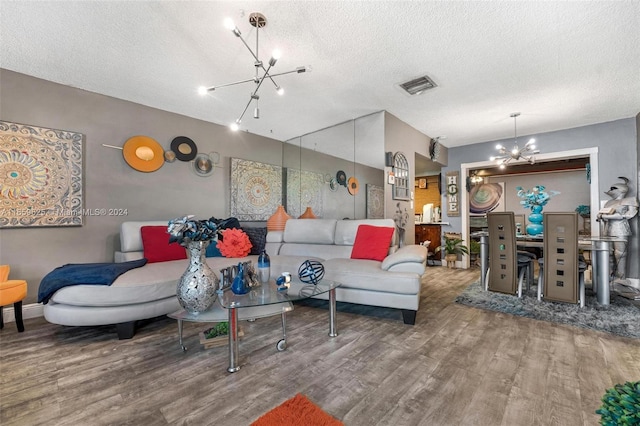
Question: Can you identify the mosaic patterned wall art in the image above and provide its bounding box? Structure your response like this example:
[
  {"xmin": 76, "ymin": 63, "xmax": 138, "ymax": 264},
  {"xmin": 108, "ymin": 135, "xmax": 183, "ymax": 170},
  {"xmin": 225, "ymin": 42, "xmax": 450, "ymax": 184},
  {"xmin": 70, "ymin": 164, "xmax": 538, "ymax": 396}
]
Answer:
[
  {"xmin": 0, "ymin": 121, "xmax": 84, "ymax": 228},
  {"xmin": 230, "ymin": 158, "xmax": 283, "ymax": 220},
  {"xmin": 286, "ymin": 168, "xmax": 324, "ymax": 218},
  {"xmin": 366, "ymin": 184, "xmax": 384, "ymax": 219}
]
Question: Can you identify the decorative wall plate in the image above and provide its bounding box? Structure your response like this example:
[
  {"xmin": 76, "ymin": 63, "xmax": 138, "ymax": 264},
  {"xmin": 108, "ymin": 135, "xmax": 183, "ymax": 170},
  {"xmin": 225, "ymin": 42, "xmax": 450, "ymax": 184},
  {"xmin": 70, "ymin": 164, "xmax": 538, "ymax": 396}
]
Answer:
[
  {"xmin": 193, "ymin": 153, "xmax": 214, "ymax": 177},
  {"xmin": 336, "ymin": 170, "xmax": 347, "ymax": 187},
  {"xmin": 123, "ymin": 135, "xmax": 164, "ymax": 172},
  {"xmin": 170, "ymin": 136, "xmax": 197, "ymax": 161},
  {"xmin": 347, "ymin": 176, "xmax": 360, "ymax": 195},
  {"xmin": 329, "ymin": 177, "xmax": 338, "ymax": 191}
]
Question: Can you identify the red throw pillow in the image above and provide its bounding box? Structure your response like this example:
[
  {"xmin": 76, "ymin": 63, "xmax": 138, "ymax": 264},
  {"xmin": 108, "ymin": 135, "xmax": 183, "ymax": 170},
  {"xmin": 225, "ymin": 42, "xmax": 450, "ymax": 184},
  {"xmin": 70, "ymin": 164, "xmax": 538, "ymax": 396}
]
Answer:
[
  {"xmin": 140, "ymin": 226, "xmax": 187, "ymax": 263},
  {"xmin": 351, "ymin": 225, "xmax": 395, "ymax": 262}
]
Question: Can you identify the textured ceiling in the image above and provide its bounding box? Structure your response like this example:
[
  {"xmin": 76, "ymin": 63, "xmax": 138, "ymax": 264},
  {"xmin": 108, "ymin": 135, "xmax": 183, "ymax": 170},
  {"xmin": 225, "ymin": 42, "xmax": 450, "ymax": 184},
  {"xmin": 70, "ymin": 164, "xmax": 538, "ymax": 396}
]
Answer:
[{"xmin": 1, "ymin": 1, "xmax": 639, "ymax": 148}]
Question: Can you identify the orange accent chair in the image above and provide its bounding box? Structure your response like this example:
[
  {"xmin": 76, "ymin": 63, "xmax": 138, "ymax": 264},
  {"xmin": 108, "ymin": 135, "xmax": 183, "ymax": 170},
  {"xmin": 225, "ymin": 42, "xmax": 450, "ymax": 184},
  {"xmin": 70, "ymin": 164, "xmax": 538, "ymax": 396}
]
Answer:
[{"xmin": 0, "ymin": 265, "xmax": 28, "ymax": 332}]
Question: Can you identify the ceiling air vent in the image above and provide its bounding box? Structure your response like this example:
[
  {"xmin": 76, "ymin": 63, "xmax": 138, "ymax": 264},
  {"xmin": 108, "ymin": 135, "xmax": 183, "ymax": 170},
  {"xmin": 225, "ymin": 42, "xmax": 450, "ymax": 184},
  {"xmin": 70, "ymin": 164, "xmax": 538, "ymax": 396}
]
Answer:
[{"xmin": 399, "ymin": 75, "xmax": 437, "ymax": 96}]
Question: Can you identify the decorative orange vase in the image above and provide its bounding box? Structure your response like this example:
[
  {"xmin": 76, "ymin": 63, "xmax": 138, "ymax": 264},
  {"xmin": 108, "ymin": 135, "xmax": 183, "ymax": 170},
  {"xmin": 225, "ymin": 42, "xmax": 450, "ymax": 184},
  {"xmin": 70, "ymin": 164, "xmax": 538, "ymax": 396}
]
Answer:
[
  {"xmin": 298, "ymin": 207, "xmax": 317, "ymax": 219},
  {"xmin": 267, "ymin": 205, "xmax": 292, "ymax": 231}
]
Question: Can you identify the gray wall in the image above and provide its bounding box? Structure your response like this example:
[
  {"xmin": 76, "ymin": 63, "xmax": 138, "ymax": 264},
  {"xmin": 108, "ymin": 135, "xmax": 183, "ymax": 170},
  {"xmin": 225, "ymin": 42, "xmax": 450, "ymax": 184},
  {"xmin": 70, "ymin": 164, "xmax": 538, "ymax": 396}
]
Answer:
[
  {"xmin": 444, "ymin": 117, "xmax": 639, "ymax": 278},
  {"xmin": 384, "ymin": 112, "xmax": 445, "ymax": 245},
  {"xmin": 0, "ymin": 70, "xmax": 389, "ymax": 303},
  {"xmin": 0, "ymin": 70, "xmax": 283, "ymax": 303}
]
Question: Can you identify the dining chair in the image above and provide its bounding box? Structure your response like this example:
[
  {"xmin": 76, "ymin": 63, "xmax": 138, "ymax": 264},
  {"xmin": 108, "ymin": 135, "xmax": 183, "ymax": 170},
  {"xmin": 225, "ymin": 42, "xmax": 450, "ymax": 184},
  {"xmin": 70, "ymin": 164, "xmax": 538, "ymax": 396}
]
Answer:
[
  {"xmin": 0, "ymin": 265, "xmax": 28, "ymax": 332},
  {"xmin": 486, "ymin": 212, "xmax": 532, "ymax": 297},
  {"xmin": 513, "ymin": 212, "xmax": 538, "ymax": 287},
  {"xmin": 514, "ymin": 213, "xmax": 526, "ymax": 235},
  {"xmin": 537, "ymin": 212, "xmax": 586, "ymax": 307}
]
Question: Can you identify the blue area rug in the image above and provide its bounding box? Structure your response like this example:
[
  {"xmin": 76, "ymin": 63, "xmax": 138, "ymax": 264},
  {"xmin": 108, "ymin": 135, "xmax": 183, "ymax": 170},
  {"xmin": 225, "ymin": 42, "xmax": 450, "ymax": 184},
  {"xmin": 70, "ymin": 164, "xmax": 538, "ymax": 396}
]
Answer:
[{"xmin": 455, "ymin": 281, "xmax": 640, "ymax": 339}]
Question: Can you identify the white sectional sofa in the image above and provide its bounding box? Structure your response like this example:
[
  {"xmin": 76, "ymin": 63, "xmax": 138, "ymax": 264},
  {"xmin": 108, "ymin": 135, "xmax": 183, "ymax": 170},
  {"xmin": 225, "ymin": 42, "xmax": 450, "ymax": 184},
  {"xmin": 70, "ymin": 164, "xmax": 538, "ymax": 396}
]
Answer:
[
  {"xmin": 43, "ymin": 218, "xmax": 427, "ymax": 338},
  {"xmin": 266, "ymin": 219, "xmax": 427, "ymax": 325}
]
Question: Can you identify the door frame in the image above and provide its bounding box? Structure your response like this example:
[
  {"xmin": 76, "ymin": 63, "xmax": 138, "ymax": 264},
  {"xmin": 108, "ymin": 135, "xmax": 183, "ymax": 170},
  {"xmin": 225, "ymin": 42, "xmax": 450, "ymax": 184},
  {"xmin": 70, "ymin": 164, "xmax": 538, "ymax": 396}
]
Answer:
[{"xmin": 460, "ymin": 147, "xmax": 599, "ymax": 269}]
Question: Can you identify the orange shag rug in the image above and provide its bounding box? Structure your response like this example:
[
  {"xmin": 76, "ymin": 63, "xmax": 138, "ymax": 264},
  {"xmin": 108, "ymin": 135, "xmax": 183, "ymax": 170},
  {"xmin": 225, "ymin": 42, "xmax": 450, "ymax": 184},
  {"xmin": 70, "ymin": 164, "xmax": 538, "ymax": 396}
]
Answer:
[{"xmin": 251, "ymin": 394, "xmax": 343, "ymax": 426}]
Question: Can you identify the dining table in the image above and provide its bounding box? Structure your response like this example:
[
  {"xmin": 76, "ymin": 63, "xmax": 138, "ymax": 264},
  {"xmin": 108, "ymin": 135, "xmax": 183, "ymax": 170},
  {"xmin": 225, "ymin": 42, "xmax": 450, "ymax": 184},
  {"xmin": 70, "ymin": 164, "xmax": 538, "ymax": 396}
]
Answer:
[{"xmin": 471, "ymin": 231, "xmax": 626, "ymax": 305}]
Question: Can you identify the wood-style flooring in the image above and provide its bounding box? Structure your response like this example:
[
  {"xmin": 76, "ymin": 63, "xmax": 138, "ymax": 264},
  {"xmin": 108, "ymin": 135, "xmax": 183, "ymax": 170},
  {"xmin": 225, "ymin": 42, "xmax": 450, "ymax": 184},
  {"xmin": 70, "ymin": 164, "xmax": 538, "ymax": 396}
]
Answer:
[{"xmin": 1, "ymin": 267, "xmax": 638, "ymax": 425}]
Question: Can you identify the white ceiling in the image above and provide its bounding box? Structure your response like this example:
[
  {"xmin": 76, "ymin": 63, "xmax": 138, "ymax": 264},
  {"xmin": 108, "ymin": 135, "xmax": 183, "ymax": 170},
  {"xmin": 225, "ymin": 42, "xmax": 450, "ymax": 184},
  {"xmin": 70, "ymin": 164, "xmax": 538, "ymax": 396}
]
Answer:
[{"xmin": 1, "ymin": 1, "xmax": 639, "ymax": 148}]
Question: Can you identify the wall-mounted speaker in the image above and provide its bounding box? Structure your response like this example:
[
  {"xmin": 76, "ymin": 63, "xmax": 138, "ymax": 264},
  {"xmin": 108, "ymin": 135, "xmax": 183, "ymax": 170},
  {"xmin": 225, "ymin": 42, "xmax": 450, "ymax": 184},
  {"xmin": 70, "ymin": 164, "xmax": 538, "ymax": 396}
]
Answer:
[{"xmin": 385, "ymin": 152, "xmax": 393, "ymax": 167}]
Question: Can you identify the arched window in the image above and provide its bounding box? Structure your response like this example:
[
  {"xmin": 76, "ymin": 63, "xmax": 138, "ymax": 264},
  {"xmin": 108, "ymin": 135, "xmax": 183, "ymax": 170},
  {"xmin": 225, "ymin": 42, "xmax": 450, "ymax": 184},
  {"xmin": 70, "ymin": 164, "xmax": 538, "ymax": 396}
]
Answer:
[{"xmin": 393, "ymin": 152, "xmax": 410, "ymax": 200}]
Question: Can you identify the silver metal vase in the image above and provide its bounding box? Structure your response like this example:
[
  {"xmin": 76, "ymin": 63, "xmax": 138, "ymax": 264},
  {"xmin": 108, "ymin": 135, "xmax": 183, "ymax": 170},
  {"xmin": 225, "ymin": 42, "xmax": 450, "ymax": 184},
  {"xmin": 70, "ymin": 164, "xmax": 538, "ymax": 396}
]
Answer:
[{"xmin": 176, "ymin": 240, "xmax": 219, "ymax": 313}]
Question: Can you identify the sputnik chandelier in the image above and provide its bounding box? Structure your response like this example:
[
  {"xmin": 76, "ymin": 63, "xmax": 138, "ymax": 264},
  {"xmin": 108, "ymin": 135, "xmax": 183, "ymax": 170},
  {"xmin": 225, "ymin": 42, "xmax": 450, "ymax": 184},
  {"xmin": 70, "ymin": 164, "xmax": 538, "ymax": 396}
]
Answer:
[
  {"xmin": 490, "ymin": 112, "xmax": 539, "ymax": 169},
  {"xmin": 198, "ymin": 12, "xmax": 308, "ymax": 131}
]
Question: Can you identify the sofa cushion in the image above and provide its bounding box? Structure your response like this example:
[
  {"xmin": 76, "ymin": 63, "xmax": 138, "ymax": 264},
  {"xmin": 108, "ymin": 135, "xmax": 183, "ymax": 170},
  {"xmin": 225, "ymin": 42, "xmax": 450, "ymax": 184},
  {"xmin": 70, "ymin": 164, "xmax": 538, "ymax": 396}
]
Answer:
[
  {"xmin": 205, "ymin": 243, "xmax": 223, "ymax": 257},
  {"xmin": 243, "ymin": 227, "xmax": 267, "ymax": 255},
  {"xmin": 50, "ymin": 255, "xmax": 259, "ymax": 307},
  {"xmin": 351, "ymin": 225, "xmax": 395, "ymax": 261},
  {"xmin": 120, "ymin": 220, "xmax": 168, "ymax": 252},
  {"xmin": 323, "ymin": 258, "xmax": 421, "ymax": 295},
  {"xmin": 381, "ymin": 245, "xmax": 428, "ymax": 272},
  {"xmin": 278, "ymin": 243, "xmax": 351, "ymax": 260},
  {"xmin": 140, "ymin": 226, "xmax": 187, "ymax": 263},
  {"xmin": 51, "ymin": 258, "xmax": 190, "ymax": 306},
  {"xmin": 334, "ymin": 219, "xmax": 396, "ymax": 246},
  {"xmin": 283, "ymin": 219, "xmax": 336, "ymax": 244}
]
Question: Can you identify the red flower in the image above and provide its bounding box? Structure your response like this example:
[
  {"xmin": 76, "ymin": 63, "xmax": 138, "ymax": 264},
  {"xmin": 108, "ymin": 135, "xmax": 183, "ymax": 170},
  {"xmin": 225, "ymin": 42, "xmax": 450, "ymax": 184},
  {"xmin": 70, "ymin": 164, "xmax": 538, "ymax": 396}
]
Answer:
[{"xmin": 217, "ymin": 228, "xmax": 252, "ymax": 258}]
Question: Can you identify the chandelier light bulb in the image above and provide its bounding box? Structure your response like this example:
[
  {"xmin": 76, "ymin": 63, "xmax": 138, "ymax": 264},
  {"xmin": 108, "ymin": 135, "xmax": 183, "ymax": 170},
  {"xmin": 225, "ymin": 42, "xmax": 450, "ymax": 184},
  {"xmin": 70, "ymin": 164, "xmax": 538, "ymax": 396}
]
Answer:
[
  {"xmin": 197, "ymin": 86, "xmax": 208, "ymax": 96},
  {"xmin": 499, "ymin": 163, "xmax": 506, "ymax": 170},
  {"xmin": 271, "ymin": 49, "xmax": 282, "ymax": 60},
  {"xmin": 496, "ymin": 144, "xmax": 503, "ymax": 150},
  {"xmin": 230, "ymin": 121, "xmax": 240, "ymax": 131},
  {"xmin": 511, "ymin": 147, "xmax": 519, "ymax": 155},
  {"xmin": 276, "ymin": 86, "xmax": 284, "ymax": 95},
  {"xmin": 489, "ymin": 156, "xmax": 496, "ymax": 161},
  {"xmin": 224, "ymin": 18, "xmax": 236, "ymax": 31}
]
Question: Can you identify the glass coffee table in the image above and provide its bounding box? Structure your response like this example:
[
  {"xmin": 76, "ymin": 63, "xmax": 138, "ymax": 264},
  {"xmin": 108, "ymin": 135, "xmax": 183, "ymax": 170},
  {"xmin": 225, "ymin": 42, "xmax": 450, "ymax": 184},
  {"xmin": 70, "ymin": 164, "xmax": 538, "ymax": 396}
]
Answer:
[{"xmin": 168, "ymin": 279, "xmax": 340, "ymax": 373}]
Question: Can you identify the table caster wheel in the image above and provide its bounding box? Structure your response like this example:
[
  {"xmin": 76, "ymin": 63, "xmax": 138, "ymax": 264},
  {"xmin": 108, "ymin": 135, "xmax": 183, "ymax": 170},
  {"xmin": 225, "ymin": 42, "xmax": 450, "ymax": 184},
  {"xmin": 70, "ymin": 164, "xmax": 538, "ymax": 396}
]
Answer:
[
  {"xmin": 276, "ymin": 339, "xmax": 287, "ymax": 351},
  {"xmin": 181, "ymin": 345, "xmax": 187, "ymax": 352}
]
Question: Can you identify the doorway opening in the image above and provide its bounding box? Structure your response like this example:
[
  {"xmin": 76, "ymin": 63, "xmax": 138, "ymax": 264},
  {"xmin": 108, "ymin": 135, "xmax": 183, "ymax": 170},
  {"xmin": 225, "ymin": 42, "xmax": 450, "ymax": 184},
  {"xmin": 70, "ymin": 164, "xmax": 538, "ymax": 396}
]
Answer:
[{"xmin": 460, "ymin": 147, "xmax": 599, "ymax": 269}]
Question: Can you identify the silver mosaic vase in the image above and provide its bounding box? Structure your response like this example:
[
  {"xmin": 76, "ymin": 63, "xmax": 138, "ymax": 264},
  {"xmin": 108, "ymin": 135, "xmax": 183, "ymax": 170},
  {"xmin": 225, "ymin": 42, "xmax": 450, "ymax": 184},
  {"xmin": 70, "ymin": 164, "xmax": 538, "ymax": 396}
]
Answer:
[
  {"xmin": 176, "ymin": 240, "xmax": 219, "ymax": 313},
  {"xmin": 397, "ymin": 228, "xmax": 406, "ymax": 248}
]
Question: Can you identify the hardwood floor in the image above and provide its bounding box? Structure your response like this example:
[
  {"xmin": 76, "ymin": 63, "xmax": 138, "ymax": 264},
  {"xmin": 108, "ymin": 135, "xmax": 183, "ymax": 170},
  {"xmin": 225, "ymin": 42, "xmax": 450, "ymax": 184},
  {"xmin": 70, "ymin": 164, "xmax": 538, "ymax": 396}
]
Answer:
[{"xmin": 1, "ymin": 267, "xmax": 638, "ymax": 425}]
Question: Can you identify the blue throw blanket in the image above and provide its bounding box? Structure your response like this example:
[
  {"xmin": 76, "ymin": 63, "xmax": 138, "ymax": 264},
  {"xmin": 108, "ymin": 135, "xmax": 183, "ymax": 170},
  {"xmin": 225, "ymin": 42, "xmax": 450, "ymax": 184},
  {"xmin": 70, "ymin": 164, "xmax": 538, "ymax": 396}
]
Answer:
[{"xmin": 38, "ymin": 258, "xmax": 148, "ymax": 304}]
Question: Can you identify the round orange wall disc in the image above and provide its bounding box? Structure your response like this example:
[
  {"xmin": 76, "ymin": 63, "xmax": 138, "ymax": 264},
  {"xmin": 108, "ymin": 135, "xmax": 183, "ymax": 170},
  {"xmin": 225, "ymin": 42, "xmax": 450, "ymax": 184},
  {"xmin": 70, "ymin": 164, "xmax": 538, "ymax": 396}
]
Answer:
[
  {"xmin": 347, "ymin": 176, "xmax": 360, "ymax": 195},
  {"xmin": 122, "ymin": 135, "xmax": 164, "ymax": 172}
]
